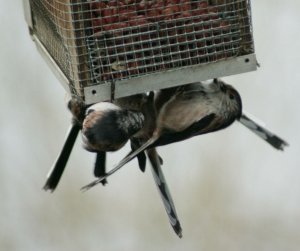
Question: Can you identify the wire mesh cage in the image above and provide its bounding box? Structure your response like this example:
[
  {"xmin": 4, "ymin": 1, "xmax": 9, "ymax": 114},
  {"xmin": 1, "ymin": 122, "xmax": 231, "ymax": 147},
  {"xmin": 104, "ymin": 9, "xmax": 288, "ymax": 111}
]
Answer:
[{"xmin": 24, "ymin": 0, "xmax": 257, "ymax": 104}]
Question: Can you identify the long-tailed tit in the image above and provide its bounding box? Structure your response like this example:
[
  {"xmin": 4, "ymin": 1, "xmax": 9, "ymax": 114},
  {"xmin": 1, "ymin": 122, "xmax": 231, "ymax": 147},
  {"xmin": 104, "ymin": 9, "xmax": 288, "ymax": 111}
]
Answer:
[
  {"xmin": 84, "ymin": 94, "xmax": 155, "ymax": 183},
  {"xmin": 79, "ymin": 93, "xmax": 182, "ymax": 237},
  {"xmin": 115, "ymin": 92, "xmax": 182, "ymax": 237},
  {"xmin": 44, "ymin": 94, "xmax": 148, "ymax": 191},
  {"xmin": 113, "ymin": 93, "xmax": 156, "ymax": 172},
  {"xmin": 89, "ymin": 94, "xmax": 152, "ymax": 184},
  {"xmin": 81, "ymin": 100, "xmax": 145, "ymax": 181},
  {"xmin": 82, "ymin": 79, "xmax": 242, "ymax": 188}
]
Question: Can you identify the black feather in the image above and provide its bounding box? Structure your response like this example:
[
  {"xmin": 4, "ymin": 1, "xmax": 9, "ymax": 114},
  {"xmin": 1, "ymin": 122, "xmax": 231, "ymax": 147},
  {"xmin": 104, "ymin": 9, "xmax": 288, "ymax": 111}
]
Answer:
[
  {"xmin": 147, "ymin": 148, "xmax": 182, "ymax": 238},
  {"xmin": 130, "ymin": 138, "xmax": 147, "ymax": 172},
  {"xmin": 94, "ymin": 152, "xmax": 108, "ymax": 185},
  {"xmin": 154, "ymin": 113, "xmax": 216, "ymax": 147},
  {"xmin": 44, "ymin": 123, "xmax": 80, "ymax": 191}
]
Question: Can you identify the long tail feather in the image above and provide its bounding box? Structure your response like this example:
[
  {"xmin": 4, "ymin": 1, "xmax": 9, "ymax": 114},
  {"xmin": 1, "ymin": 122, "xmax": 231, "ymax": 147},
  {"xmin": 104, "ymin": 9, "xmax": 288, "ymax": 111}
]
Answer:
[
  {"xmin": 81, "ymin": 135, "xmax": 159, "ymax": 191},
  {"xmin": 44, "ymin": 123, "xmax": 80, "ymax": 191},
  {"xmin": 130, "ymin": 139, "xmax": 147, "ymax": 172},
  {"xmin": 94, "ymin": 152, "xmax": 108, "ymax": 185},
  {"xmin": 239, "ymin": 113, "xmax": 289, "ymax": 150},
  {"xmin": 147, "ymin": 148, "xmax": 183, "ymax": 238}
]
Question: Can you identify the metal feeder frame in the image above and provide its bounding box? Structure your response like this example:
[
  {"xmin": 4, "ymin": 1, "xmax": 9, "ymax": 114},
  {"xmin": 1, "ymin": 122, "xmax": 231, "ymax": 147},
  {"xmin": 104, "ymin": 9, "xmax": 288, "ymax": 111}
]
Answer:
[{"xmin": 23, "ymin": 0, "xmax": 257, "ymax": 104}]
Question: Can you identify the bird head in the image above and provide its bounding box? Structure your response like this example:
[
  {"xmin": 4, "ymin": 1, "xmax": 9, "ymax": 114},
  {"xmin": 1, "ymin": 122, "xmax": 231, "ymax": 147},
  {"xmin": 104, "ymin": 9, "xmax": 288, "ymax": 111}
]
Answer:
[{"xmin": 214, "ymin": 78, "xmax": 243, "ymax": 120}]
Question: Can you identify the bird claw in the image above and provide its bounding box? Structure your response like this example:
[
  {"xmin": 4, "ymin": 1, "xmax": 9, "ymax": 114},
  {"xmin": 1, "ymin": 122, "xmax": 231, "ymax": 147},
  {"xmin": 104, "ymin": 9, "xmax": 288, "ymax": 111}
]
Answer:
[{"xmin": 100, "ymin": 179, "xmax": 108, "ymax": 186}]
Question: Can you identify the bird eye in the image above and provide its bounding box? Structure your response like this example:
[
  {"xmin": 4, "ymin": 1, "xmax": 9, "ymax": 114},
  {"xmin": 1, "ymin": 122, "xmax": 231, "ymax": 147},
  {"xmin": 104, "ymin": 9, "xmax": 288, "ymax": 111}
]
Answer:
[{"xmin": 229, "ymin": 93, "xmax": 235, "ymax": 100}]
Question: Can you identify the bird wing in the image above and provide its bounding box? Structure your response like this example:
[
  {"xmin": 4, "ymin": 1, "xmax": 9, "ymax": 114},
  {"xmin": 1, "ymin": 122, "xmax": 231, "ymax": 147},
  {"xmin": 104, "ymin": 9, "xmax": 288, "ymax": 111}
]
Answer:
[
  {"xmin": 155, "ymin": 113, "xmax": 216, "ymax": 147},
  {"xmin": 81, "ymin": 135, "xmax": 159, "ymax": 191},
  {"xmin": 44, "ymin": 122, "xmax": 80, "ymax": 192}
]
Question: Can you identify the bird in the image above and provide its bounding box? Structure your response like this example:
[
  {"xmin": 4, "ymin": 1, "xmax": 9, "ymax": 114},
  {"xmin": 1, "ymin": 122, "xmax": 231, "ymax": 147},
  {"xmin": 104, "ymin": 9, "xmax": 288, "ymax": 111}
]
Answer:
[
  {"xmin": 154, "ymin": 83, "xmax": 288, "ymax": 151},
  {"xmin": 115, "ymin": 92, "xmax": 183, "ymax": 237},
  {"xmin": 112, "ymin": 93, "xmax": 156, "ymax": 173},
  {"xmin": 81, "ymin": 78, "xmax": 243, "ymax": 188},
  {"xmin": 79, "ymin": 92, "xmax": 183, "ymax": 237},
  {"xmin": 44, "ymin": 94, "xmax": 149, "ymax": 191},
  {"xmin": 43, "ymin": 96, "xmax": 86, "ymax": 192},
  {"xmin": 83, "ymin": 94, "xmax": 161, "ymax": 180},
  {"xmin": 44, "ymin": 96, "xmax": 122, "ymax": 190},
  {"xmin": 88, "ymin": 94, "xmax": 155, "ymax": 184}
]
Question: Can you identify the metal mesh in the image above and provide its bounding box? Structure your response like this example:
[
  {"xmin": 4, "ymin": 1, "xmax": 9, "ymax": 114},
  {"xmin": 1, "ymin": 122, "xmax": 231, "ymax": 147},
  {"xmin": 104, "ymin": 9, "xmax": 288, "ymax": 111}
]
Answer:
[{"xmin": 29, "ymin": 0, "xmax": 254, "ymax": 100}]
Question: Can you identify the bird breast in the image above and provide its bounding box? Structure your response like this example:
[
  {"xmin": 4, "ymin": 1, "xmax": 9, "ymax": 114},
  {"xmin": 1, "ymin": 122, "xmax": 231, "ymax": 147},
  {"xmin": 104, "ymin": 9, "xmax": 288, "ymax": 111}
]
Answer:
[{"xmin": 157, "ymin": 95, "xmax": 213, "ymax": 132}]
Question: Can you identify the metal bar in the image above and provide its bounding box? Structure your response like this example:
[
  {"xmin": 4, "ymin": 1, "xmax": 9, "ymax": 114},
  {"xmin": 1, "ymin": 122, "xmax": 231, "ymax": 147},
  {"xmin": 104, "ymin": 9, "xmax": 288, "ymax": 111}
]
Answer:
[
  {"xmin": 84, "ymin": 54, "xmax": 257, "ymax": 104},
  {"xmin": 23, "ymin": 0, "xmax": 33, "ymax": 29},
  {"xmin": 25, "ymin": 0, "xmax": 256, "ymax": 105},
  {"xmin": 32, "ymin": 34, "xmax": 71, "ymax": 93}
]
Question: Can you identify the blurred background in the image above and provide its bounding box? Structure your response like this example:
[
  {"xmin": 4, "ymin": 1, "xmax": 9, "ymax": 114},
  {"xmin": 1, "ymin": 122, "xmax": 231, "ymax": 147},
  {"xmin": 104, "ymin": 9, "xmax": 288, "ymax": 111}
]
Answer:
[{"xmin": 1, "ymin": 1, "xmax": 300, "ymax": 250}]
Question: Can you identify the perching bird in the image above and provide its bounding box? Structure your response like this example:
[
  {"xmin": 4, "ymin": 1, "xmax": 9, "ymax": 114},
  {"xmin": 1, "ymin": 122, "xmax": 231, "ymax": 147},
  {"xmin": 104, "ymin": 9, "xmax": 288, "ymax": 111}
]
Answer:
[
  {"xmin": 113, "ymin": 93, "xmax": 156, "ymax": 172},
  {"xmin": 88, "ymin": 94, "xmax": 154, "ymax": 182},
  {"xmin": 88, "ymin": 93, "xmax": 156, "ymax": 183},
  {"xmin": 82, "ymin": 78, "xmax": 243, "ymax": 188},
  {"xmin": 44, "ymin": 96, "xmax": 113, "ymax": 190},
  {"xmin": 44, "ymin": 94, "xmax": 149, "ymax": 191},
  {"xmin": 43, "ymin": 96, "xmax": 86, "ymax": 192},
  {"xmin": 80, "ymin": 93, "xmax": 183, "ymax": 237},
  {"xmin": 115, "ymin": 92, "xmax": 182, "ymax": 237}
]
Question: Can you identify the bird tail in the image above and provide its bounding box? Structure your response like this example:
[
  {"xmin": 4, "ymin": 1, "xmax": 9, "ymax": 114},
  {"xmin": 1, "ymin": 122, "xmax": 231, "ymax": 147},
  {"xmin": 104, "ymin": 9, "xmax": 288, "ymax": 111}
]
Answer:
[
  {"xmin": 43, "ymin": 123, "xmax": 80, "ymax": 192},
  {"xmin": 94, "ymin": 152, "xmax": 108, "ymax": 186},
  {"xmin": 147, "ymin": 148, "xmax": 183, "ymax": 238},
  {"xmin": 239, "ymin": 112, "xmax": 289, "ymax": 150},
  {"xmin": 130, "ymin": 138, "xmax": 147, "ymax": 172},
  {"xmin": 81, "ymin": 135, "xmax": 159, "ymax": 191}
]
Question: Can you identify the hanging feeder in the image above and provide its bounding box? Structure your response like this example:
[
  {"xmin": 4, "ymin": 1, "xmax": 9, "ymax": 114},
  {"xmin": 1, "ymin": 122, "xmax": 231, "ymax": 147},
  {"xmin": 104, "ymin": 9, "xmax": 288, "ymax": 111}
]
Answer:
[{"xmin": 23, "ymin": 0, "xmax": 257, "ymax": 104}]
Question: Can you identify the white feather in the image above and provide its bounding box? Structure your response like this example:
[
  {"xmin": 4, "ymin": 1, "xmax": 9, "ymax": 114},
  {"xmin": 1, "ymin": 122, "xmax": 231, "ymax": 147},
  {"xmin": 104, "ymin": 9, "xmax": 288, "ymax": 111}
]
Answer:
[
  {"xmin": 243, "ymin": 110, "xmax": 266, "ymax": 127},
  {"xmin": 86, "ymin": 102, "xmax": 120, "ymax": 114}
]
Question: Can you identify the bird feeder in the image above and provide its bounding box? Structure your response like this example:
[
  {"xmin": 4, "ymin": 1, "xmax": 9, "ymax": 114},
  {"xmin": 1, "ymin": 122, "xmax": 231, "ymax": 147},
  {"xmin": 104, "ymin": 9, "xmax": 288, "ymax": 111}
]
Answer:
[{"xmin": 23, "ymin": 0, "xmax": 257, "ymax": 104}]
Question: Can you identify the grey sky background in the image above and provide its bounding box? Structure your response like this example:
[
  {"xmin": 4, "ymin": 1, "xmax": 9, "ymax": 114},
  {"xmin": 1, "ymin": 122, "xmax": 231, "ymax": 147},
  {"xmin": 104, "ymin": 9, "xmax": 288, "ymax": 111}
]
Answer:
[{"xmin": 1, "ymin": 1, "xmax": 300, "ymax": 250}]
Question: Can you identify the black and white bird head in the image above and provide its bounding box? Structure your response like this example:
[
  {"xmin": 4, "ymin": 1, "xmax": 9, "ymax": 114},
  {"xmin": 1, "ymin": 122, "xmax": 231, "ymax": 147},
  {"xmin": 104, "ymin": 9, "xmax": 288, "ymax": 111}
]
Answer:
[
  {"xmin": 212, "ymin": 78, "xmax": 242, "ymax": 124},
  {"xmin": 82, "ymin": 102, "xmax": 145, "ymax": 152}
]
